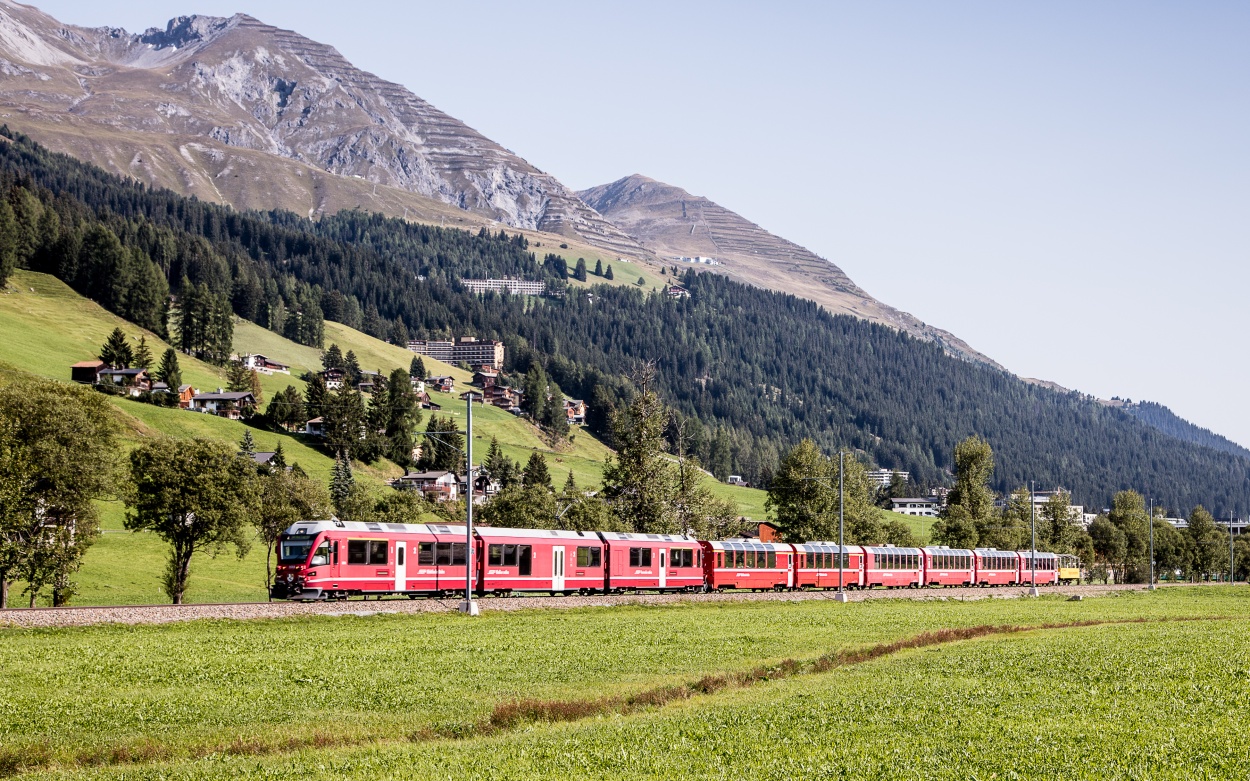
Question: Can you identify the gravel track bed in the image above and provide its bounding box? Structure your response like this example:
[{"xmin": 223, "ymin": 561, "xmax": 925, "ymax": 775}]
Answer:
[{"xmin": 0, "ymin": 583, "xmax": 1169, "ymax": 629}]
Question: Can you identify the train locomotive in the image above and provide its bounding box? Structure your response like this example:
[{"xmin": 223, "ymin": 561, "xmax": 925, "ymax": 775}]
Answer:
[{"xmin": 271, "ymin": 520, "xmax": 1077, "ymax": 600}]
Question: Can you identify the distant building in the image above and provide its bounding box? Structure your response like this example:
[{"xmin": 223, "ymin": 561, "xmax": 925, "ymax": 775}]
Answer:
[
  {"xmin": 237, "ymin": 354, "xmax": 290, "ymax": 375},
  {"xmin": 564, "ymin": 398, "xmax": 586, "ymax": 424},
  {"xmin": 665, "ymin": 285, "xmax": 691, "ymax": 300},
  {"xmin": 866, "ymin": 469, "xmax": 909, "ymax": 488},
  {"xmin": 726, "ymin": 475, "xmax": 749, "ymax": 487},
  {"xmin": 392, "ymin": 470, "xmax": 460, "ymax": 502},
  {"xmin": 409, "ymin": 337, "xmax": 504, "ymax": 369},
  {"xmin": 674, "ymin": 256, "xmax": 720, "ymax": 265},
  {"xmin": 460, "ymin": 278, "xmax": 547, "ymax": 296},
  {"xmin": 190, "ymin": 390, "xmax": 257, "ymax": 420},
  {"xmin": 70, "ymin": 360, "xmax": 105, "ymax": 384},
  {"xmin": 890, "ymin": 498, "xmax": 940, "ymax": 517}
]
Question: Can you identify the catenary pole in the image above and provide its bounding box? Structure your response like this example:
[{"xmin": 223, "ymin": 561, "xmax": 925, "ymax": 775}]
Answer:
[
  {"xmin": 838, "ymin": 451, "xmax": 845, "ymax": 595},
  {"xmin": 1149, "ymin": 497, "xmax": 1155, "ymax": 590},
  {"xmin": 1030, "ymin": 481, "xmax": 1036, "ymax": 589},
  {"xmin": 461, "ymin": 393, "xmax": 478, "ymax": 615},
  {"xmin": 1232, "ymin": 509, "xmax": 1236, "ymax": 585}
]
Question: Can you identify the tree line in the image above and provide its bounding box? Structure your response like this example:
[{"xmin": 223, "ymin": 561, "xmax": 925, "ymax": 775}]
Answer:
[{"xmin": 1, "ymin": 128, "xmax": 1248, "ymax": 513}]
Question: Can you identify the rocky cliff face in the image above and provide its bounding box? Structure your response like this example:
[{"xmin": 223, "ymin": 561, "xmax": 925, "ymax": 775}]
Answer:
[
  {"xmin": 0, "ymin": 1, "xmax": 645, "ymax": 258},
  {"xmin": 580, "ymin": 175, "xmax": 998, "ymax": 367}
]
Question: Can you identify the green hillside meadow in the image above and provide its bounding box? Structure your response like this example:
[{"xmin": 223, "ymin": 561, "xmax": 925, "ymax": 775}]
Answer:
[
  {"xmin": 0, "ymin": 270, "xmax": 770, "ymax": 605},
  {"xmin": 1, "ymin": 587, "xmax": 1245, "ymax": 779}
]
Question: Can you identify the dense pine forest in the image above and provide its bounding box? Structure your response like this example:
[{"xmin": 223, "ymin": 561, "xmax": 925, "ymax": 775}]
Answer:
[{"xmin": 0, "ymin": 127, "xmax": 1245, "ymax": 513}]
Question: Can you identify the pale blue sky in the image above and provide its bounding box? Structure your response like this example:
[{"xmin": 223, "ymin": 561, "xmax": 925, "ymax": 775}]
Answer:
[{"xmin": 34, "ymin": 1, "xmax": 1250, "ymax": 446}]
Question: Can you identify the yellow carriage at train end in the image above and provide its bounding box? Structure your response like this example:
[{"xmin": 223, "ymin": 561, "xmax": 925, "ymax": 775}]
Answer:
[{"xmin": 1058, "ymin": 554, "xmax": 1082, "ymax": 585}]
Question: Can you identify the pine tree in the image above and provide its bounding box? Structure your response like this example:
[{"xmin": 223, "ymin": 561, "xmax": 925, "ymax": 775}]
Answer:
[
  {"xmin": 99, "ymin": 327, "xmax": 133, "ymax": 368},
  {"xmin": 133, "ymin": 335, "xmax": 153, "ymax": 370},
  {"xmin": 155, "ymin": 348, "xmax": 182, "ymax": 389},
  {"xmin": 322, "ymin": 344, "xmax": 344, "ymax": 371},
  {"xmin": 636, "ymin": 276, "xmax": 645, "ymax": 286},
  {"xmin": 562, "ymin": 470, "xmax": 577, "ymax": 495},
  {"xmin": 239, "ymin": 429, "xmax": 256, "ymax": 457},
  {"xmin": 604, "ymin": 265, "xmax": 614, "ymax": 280},
  {"xmin": 344, "ymin": 350, "xmax": 362, "ymax": 386},
  {"xmin": 410, "ymin": 355, "xmax": 426, "ymax": 380},
  {"xmin": 329, "ymin": 450, "xmax": 354, "ymax": 513},
  {"xmin": 225, "ymin": 361, "xmax": 252, "ymax": 393},
  {"xmin": 594, "ymin": 259, "xmax": 603, "ymax": 276},
  {"xmin": 573, "ymin": 258, "xmax": 588, "ymax": 282},
  {"xmin": 271, "ymin": 441, "xmax": 287, "ymax": 470},
  {"xmin": 522, "ymin": 451, "xmax": 552, "ymax": 489},
  {"xmin": 521, "ymin": 364, "xmax": 547, "ymax": 419},
  {"xmin": 600, "ymin": 365, "xmax": 679, "ymax": 533},
  {"xmin": 304, "ymin": 374, "xmax": 328, "ymax": 422},
  {"xmin": 248, "ymin": 368, "xmax": 264, "ymax": 405}
]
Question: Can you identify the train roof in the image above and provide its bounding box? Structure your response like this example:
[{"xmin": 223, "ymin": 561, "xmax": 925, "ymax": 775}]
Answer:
[
  {"xmin": 794, "ymin": 542, "xmax": 857, "ymax": 553},
  {"xmin": 1017, "ymin": 550, "xmax": 1059, "ymax": 559},
  {"xmin": 863, "ymin": 545, "xmax": 923, "ymax": 555},
  {"xmin": 280, "ymin": 520, "xmax": 442, "ymax": 536},
  {"xmin": 597, "ymin": 532, "xmax": 699, "ymax": 543},
  {"xmin": 475, "ymin": 527, "xmax": 598, "ymax": 540},
  {"xmin": 705, "ymin": 539, "xmax": 792, "ymax": 552},
  {"xmin": 923, "ymin": 546, "xmax": 974, "ymax": 554},
  {"xmin": 974, "ymin": 548, "xmax": 1020, "ymax": 554}
]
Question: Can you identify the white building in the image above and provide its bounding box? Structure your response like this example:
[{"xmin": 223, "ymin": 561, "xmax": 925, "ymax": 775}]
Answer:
[
  {"xmin": 866, "ymin": 469, "xmax": 909, "ymax": 488},
  {"xmin": 460, "ymin": 278, "xmax": 546, "ymax": 296},
  {"xmin": 890, "ymin": 498, "xmax": 940, "ymax": 517}
]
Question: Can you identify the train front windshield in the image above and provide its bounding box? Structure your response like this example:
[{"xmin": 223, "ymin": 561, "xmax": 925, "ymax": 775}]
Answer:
[{"xmin": 279, "ymin": 534, "xmax": 315, "ymax": 564}]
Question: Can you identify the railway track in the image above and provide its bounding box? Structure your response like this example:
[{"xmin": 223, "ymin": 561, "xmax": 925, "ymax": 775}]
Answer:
[{"xmin": 0, "ymin": 582, "xmax": 1188, "ymax": 629}]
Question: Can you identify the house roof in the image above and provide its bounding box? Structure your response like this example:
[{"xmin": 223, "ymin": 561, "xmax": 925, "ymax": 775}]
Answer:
[
  {"xmin": 178, "ymin": 385, "xmax": 193, "ymax": 392},
  {"xmin": 72, "ymin": 360, "xmax": 105, "ymax": 368},
  {"xmin": 306, "ymin": 417, "xmax": 324, "ymax": 424},
  {"xmin": 98, "ymin": 368, "xmax": 147, "ymax": 376},
  {"xmin": 250, "ymin": 452, "xmax": 277, "ymax": 464},
  {"xmin": 397, "ymin": 470, "xmax": 457, "ymax": 481},
  {"xmin": 192, "ymin": 391, "xmax": 255, "ymax": 401}
]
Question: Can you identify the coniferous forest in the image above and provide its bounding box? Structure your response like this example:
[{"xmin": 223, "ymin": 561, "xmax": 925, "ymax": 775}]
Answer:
[{"xmin": 0, "ymin": 127, "xmax": 1246, "ymax": 513}]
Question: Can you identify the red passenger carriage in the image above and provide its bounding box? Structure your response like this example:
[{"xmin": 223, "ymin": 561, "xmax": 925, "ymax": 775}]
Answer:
[
  {"xmin": 1018, "ymin": 551, "xmax": 1059, "ymax": 586},
  {"xmin": 700, "ymin": 540, "xmax": 794, "ymax": 591},
  {"xmin": 793, "ymin": 543, "xmax": 862, "ymax": 589},
  {"xmin": 974, "ymin": 548, "xmax": 1020, "ymax": 586},
  {"xmin": 921, "ymin": 546, "xmax": 975, "ymax": 587},
  {"xmin": 476, "ymin": 527, "xmax": 604, "ymax": 595},
  {"xmin": 863, "ymin": 545, "xmax": 923, "ymax": 588},
  {"xmin": 598, "ymin": 532, "xmax": 704, "ymax": 592}
]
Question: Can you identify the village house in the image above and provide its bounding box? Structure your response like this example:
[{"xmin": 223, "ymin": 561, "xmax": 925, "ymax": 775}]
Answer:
[
  {"xmin": 190, "ymin": 390, "xmax": 257, "ymax": 420},
  {"xmin": 177, "ymin": 384, "xmax": 196, "ymax": 408},
  {"xmin": 665, "ymin": 285, "xmax": 691, "ymax": 300},
  {"xmin": 460, "ymin": 390, "xmax": 486, "ymax": 404},
  {"xmin": 426, "ymin": 375, "xmax": 455, "ymax": 393},
  {"xmin": 410, "ymin": 377, "xmax": 425, "ymax": 393},
  {"xmin": 304, "ymin": 417, "xmax": 326, "ymax": 437},
  {"xmin": 96, "ymin": 368, "xmax": 152, "ymax": 396},
  {"xmin": 726, "ymin": 475, "xmax": 749, "ymax": 487},
  {"xmin": 70, "ymin": 360, "xmax": 105, "ymax": 384},
  {"xmin": 238, "ymin": 354, "xmax": 290, "ymax": 375},
  {"xmin": 459, "ymin": 472, "xmax": 500, "ymax": 505},
  {"xmin": 564, "ymin": 398, "xmax": 587, "ymax": 424},
  {"xmin": 392, "ymin": 470, "xmax": 460, "ymax": 502},
  {"xmin": 357, "ymin": 369, "xmax": 383, "ymax": 394},
  {"xmin": 472, "ymin": 367, "xmax": 499, "ymax": 387},
  {"xmin": 322, "ymin": 368, "xmax": 346, "ymax": 390}
]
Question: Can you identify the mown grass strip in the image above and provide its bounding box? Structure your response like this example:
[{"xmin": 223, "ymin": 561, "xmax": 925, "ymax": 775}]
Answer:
[{"xmin": 2, "ymin": 614, "xmax": 1228, "ymax": 778}]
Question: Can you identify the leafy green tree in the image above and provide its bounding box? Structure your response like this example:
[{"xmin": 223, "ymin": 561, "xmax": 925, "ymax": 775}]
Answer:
[
  {"xmin": 1088, "ymin": 514, "xmax": 1126, "ymax": 581},
  {"xmin": 0, "ymin": 379, "xmax": 118, "ymax": 607},
  {"xmin": 99, "ymin": 327, "xmax": 133, "ymax": 368},
  {"xmin": 986, "ymin": 487, "xmax": 1032, "ymax": 551},
  {"xmin": 1041, "ymin": 490, "xmax": 1076, "ymax": 551},
  {"xmin": 155, "ymin": 348, "xmax": 182, "ymax": 389},
  {"xmin": 477, "ymin": 484, "xmax": 556, "ymax": 529},
  {"xmin": 1185, "ymin": 505, "xmax": 1227, "ymax": 580},
  {"xmin": 932, "ymin": 436, "xmax": 996, "ymax": 549},
  {"xmin": 125, "ymin": 439, "xmax": 257, "ymax": 604},
  {"xmin": 522, "ymin": 451, "xmax": 552, "ymax": 489},
  {"xmin": 1107, "ymin": 490, "xmax": 1150, "ymax": 582},
  {"xmin": 255, "ymin": 467, "xmax": 333, "ymax": 594},
  {"xmin": 1152, "ymin": 516, "xmax": 1189, "ymax": 581}
]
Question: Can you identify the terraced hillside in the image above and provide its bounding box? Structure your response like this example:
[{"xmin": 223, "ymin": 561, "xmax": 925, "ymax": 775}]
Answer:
[{"xmin": 580, "ymin": 174, "xmax": 997, "ymax": 366}]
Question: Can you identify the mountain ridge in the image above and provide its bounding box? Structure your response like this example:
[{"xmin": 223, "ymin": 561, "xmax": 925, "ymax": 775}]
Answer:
[{"xmin": 580, "ymin": 174, "xmax": 997, "ymax": 367}]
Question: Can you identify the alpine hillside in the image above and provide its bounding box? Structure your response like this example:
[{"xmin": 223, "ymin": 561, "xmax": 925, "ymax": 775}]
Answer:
[
  {"xmin": 580, "ymin": 175, "xmax": 996, "ymax": 366},
  {"xmin": 0, "ymin": 0, "xmax": 645, "ymax": 260}
]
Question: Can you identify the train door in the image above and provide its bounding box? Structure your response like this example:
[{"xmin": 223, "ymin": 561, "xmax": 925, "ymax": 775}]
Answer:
[
  {"xmin": 552, "ymin": 546, "xmax": 565, "ymax": 591},
  {"xmin": 659, "ymin": 549, "xmax": 667, "ymax": 589},
  {"xmin": 395, "ymin": 539, "xmax": 406, "ymax": 593}
]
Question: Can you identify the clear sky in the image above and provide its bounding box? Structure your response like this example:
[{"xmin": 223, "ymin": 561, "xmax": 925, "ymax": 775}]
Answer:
[{"xmin": 33, "ymin": 1, "xmax": 1250, "ymax": 447}]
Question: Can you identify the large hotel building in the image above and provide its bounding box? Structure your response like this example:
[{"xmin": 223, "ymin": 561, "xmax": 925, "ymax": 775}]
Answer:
[{"xmin": 408, "ymin": 337, "xmax": 505, "ymax": 369}]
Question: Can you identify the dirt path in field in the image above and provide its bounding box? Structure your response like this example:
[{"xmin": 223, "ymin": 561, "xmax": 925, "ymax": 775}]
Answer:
[{"xmin": 0, "ymin": 582, "xmax": 1206, "ymax": 629}]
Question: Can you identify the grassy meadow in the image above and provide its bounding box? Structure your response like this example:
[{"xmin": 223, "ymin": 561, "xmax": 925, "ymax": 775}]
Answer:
[{"xmin": 2, "ymin": 587, "xmax": 1247, "ymax": 778}]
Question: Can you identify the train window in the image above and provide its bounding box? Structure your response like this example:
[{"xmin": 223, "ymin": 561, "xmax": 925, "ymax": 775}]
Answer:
[
  {"xmin": 767, "ymin": 551, "xmax": 777, "ymax": 569},
  {"xmin": 743, "ymin": 550, "xmax": 755, "ymax": 568},
  {"xmin": 671, "ymin": 548, "xmax": 693, "ymax": 568},
  {"xmin": 332, "ymin": 541, "xmax": 339, "ymax": 565},
  {"xmin": 451, "ymin": 543, "xmax": 467, "ymax": 566},
  {"xmin": 310, "ymin": 542, "xmax": 331, "ymax": 566},
  {"xmin": 420, "ymin": 542, "xmax": 436, "ymax": 565},
  {"xmin": 347, "ymin": 540, "xmax": 367, "ymax": 565},
  {"xmin": 367, "ymin": 540, "xmax": 388, "ymax": 565},
  {"xmin": 730, "ymin": 550, "xmax": 742, "ymax": 568},
  {"xmin": 397, "ymin": 545, "xmax": 405, "ymax": 565},
  {"xmin": 576, "ymin": 546, "xmax": 602, "ymax": 567},
  {"xmin": 436, "ymin": 543, "xmax": 452, "ymax": 566},
  {"xmin": 518, "ymin": 545, "xmax": 532, "ymax": 576},
  {"xmin": 717, "ymin": 552, "xmax": 724, "ymax": 568},
  {"xmin": 629, "ymin": 547, "xmax": 653, "ymax": 567},
  {"xmin": 696, "ymin": 549, "xmax": 702, "ymax": 568}
]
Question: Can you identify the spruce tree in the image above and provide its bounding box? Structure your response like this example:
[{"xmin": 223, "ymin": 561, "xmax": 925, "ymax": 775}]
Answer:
[
  {"xmin": 155, "ymin": 348, "xmax": 182, "ymax": 389},
  {"xmin": 133, "ymin": 335, "xmax": 153, "ymax": 370},
  {"xmin": 573, "ymin": 258, "xmax": 588, "ymax": 282},
  {"xmin": 344, "ymin": 350, "xmax": 362, "ymax": 386},
  {"xmin": 322, "ymin": 344, "xmax": 344, "ymax": 371},
  {"xmin": 604, "ymin": 265, "xmax": 614, "ymax": 280},
  {"xmin": 594, "ymin": 259, "xmax": 603, "ymax": 276},
  {"xmin": 304, "ymin": 374, "xmax": 328, "ymax": 421},
  {"xmin": 239, "ymin": 429, "xmax": 256, "ymax": 457},
  {"xmin": 99, "ymin": 327, "xmax": 133, "ymax": 368},
  {"xmin": 329, "ymin": 450, "xmax": 354, "ymax": 513},
  {"xmin": 562, "ymin": 470, "xmax": 577, "ymax": 495},
  {"xmin": 271, "ymin": 441, "xmax": 287, "ymax": 470},
  {"xmin": 410, "ymin": 355, "xmax": 426, "ymax": 380},
  {"xmin": 522, "ymin": 451, "xmax": 552, "ymax": 489},
  {"xmin": 636, "ymin": 275, "xmax": 645, "ymax": 286}
]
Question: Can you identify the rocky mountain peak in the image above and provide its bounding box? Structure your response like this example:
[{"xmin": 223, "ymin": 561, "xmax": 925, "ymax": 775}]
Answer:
[{"xmin": 137, "ymin": 14, "xmax": 237, "ymax": 51}]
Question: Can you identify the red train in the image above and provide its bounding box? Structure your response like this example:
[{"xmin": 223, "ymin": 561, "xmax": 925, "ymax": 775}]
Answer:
[{"xmin": 270, "ymin": 521, "xmax": 1069, "ymax": 600}]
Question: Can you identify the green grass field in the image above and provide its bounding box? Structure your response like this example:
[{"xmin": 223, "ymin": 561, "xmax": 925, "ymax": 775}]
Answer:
[{"xmin": 2, "ymin": 587, "xmax": 1246, "ymax": 779}]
